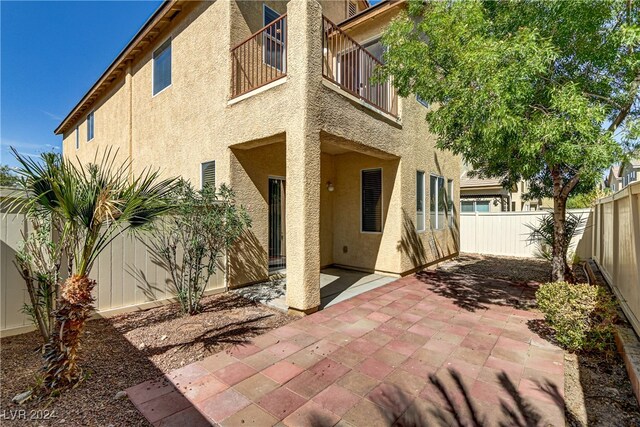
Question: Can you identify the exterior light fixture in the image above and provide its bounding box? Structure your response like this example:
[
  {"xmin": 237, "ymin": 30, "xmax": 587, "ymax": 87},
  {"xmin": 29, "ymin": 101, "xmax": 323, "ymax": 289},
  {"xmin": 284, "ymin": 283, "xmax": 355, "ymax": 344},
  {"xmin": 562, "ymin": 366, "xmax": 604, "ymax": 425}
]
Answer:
[{"xmin": 326, "ymin": 181, "xmax": 334, "ymax": 192}]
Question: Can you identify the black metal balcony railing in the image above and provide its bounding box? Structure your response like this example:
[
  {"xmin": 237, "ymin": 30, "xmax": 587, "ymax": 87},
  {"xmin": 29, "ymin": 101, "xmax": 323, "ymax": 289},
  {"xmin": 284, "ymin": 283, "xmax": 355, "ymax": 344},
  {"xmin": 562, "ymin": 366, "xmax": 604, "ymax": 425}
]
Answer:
[
  {"xmin": 231, "ymin": 14, "xmax": 287, "ymax": 99},
  {"xmin": 322, "ymin": 16, "xmax": 398, "ymax": 117}
]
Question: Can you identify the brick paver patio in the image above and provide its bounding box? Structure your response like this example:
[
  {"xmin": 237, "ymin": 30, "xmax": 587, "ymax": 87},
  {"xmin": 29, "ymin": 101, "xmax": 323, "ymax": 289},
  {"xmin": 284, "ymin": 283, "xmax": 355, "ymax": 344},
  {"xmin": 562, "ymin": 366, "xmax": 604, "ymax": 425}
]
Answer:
[{"xmin": 127, "ymin": 270, "xmax": 565, "ymax": 426}]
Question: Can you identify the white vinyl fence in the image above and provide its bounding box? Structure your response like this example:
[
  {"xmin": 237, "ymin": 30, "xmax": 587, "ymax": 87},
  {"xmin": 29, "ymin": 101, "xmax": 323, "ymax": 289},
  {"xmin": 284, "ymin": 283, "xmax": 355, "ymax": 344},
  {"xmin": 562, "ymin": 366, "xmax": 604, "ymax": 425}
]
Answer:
[
  {"xmin": 0, "ymin": 189, "xmax": 226, "ymax": 337},
  {"xmin": 591, "ymin": 181, "xmax": 640, "ymax": 336},
  {"xmin": 460, "ymin": 208, "xmax": 593, "ymax": 259}
]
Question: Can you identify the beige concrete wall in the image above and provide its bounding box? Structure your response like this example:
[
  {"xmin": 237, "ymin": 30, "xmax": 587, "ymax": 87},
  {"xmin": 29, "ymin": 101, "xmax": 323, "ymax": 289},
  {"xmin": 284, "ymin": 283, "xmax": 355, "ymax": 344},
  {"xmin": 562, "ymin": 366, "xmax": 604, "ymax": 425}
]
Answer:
[
  {"xmin": 62, "ymin": 75, "xmax": 130, "ymax": 166},
  {"xmin": 328, "ymin": 152, "xmax": 401, "ymax": 273},
  {"xmin": 460, "ymin": 209, "xmax": 592, "ymax": 258},
  {"xmin": 592, "ymin": 181, "xmax": 640, "ymax": 337},
  {"xmin": 229, "ymin": 140, "xmax": 286, "ymax": 286},
  {"xmin": 320, "ymin": 152, "xmax": 335, "ymax": 267},
  {"xmin": 0, "ymin": 190, "xmax": 225, "ymax": 337},
  {"xmin": 59, "ymin": 0, "xmax": 460, "ymax": 311}
]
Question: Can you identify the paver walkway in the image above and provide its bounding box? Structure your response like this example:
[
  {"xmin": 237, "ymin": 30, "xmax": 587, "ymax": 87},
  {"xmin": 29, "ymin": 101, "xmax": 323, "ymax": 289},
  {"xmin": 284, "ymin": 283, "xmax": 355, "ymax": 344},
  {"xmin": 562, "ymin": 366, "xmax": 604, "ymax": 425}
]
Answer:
[{"xmin": 127, "ymin": 270, "xmax": 565, "ymax": 426}]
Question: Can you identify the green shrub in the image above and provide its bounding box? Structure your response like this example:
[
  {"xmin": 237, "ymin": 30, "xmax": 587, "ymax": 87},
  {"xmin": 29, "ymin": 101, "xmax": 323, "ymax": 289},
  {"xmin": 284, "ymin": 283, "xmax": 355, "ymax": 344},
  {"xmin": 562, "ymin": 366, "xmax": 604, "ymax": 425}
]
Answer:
[{"xmin": 536, "ymin": 281, "xmax": 618, "ymax": 352}]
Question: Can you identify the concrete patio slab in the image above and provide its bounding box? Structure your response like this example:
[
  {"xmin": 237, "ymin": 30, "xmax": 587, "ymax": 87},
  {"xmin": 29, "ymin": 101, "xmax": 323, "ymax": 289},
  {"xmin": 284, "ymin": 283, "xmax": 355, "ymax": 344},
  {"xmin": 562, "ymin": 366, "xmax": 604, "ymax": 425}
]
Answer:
[
  {"xmin": 128, "ymin": 269, "xmax": 566, "ymax": 426},
  {"xmin": 232, "ymin": 268, "xmax": 397, "ymax": 312}
]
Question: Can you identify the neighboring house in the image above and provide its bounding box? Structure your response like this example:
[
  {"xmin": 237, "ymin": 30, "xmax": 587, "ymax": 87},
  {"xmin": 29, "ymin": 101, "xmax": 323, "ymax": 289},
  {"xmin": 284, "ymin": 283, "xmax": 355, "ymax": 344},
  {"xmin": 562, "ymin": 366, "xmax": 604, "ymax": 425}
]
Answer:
[
  {"xmin": 620, "ymin": 159, "xmax": 640, "ymax": 189},
  {"xmin": 460, "ymin": 166, "xmax": 546, "ymax": 212},
  {"xmin": 605, "ymin": 165, "xmax": 622, "ymax": 192},
  {"xmin": 55, "ymin": 0, "xmax": 460, "ymax": 315}
]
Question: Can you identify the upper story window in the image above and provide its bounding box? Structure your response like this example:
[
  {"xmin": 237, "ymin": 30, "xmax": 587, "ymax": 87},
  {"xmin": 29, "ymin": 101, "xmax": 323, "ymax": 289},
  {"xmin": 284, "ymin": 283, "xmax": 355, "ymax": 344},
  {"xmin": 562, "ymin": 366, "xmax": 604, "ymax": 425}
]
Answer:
[
  {"xmin": 361, "ymin": 168, "xmax": 383, "ymax": 233},
  {"xmin": 263, "ymin": 5, "xmax": 284, "ymax": 71},
  {"xmin": 75, "ymin": 126, "xmax": 80, "ymax": 149},
  {"xmin": 87, "ymin": 112, "xmax": 94, "ymax": 141},
  {"xmin": 153, "ymin": 38, "xmax": 172, "ymax": 95},
  {"xmin": 201, "ymin": 161, "xmax": 216, "ymax": 189}
]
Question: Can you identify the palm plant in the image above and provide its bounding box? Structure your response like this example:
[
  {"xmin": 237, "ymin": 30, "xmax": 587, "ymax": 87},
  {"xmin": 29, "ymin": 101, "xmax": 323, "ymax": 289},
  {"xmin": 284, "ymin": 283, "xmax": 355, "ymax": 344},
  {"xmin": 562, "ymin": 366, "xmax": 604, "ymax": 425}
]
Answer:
[
  {"xmin": 12, "ymin": 148, "xmax": 177, "ymax": 392},
  {"xmin": 526, "ymin": 211, "xmax": 586, "ymax": 281}
]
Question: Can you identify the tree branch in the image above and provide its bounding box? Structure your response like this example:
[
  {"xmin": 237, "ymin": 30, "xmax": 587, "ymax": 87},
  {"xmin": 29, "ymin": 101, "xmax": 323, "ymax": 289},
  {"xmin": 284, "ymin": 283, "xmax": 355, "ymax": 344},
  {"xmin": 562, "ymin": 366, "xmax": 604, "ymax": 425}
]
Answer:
[{"xmin": 609, "ymin": 72, "xmax": 640, "ymax": 132}]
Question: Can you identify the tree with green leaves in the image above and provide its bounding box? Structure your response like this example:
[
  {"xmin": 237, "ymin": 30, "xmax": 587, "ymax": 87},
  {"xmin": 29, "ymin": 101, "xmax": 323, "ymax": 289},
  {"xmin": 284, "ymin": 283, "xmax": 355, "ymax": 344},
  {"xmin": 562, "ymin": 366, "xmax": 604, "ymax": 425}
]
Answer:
[
  {"xmin": 150, "ymin": 180, "xmax": 251, "ymax": 315},
  {"xmin": 13, "ymin": 148, "xmax": 177, "ymax": 393},
  {"xmin": 0, "ymin": 164, "xmax": 19, "ymax": 187},
  {"xmin": 380, "ymin": 0, "xmax": 639, "ymax": 281}
]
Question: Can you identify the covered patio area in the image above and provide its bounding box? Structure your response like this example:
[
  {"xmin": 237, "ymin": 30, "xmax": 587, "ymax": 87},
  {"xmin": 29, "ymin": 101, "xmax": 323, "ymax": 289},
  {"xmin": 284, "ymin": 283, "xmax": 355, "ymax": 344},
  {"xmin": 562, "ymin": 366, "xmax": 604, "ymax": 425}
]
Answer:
[{"xmin": 233, "ymin": 267, "xmax": 398, "ymax": 312}]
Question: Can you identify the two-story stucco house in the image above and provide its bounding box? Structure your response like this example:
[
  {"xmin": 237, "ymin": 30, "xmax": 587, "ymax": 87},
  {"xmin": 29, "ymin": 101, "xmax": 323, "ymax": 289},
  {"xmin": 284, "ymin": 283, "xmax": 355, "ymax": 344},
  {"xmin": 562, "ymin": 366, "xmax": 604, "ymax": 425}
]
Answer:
[
  {"xmin": 56, "ymin": 0, "xmax": 460, "ymax": 315},
  {"xmin": 620, "ymin": 159, "xmax": 640, "ymax": 189}
]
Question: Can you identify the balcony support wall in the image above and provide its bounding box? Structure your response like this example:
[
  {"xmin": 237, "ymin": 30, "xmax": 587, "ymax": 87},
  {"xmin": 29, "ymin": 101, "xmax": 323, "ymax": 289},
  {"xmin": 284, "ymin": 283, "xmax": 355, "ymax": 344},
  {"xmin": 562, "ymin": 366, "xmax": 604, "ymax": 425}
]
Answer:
[{"xmin": 284, "ymin": 0, "xmax": 324, "ymax": 314}]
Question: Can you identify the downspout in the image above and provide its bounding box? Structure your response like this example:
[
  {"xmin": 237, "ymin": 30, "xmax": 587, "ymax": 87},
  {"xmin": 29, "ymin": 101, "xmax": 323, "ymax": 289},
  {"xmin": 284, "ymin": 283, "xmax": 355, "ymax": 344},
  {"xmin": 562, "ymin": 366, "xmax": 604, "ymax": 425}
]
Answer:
[{"xmin": 126, "ymin": 59, "xmax": 134, "ymax": 182}]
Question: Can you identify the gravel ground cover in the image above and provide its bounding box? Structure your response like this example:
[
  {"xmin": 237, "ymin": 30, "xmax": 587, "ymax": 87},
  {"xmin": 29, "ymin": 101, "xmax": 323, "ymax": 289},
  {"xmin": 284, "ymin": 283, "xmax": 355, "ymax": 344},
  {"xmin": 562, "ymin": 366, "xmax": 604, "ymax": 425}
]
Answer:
[{"xmin": 0, "ymin": 293, "xmax": 293, "ymax": 426}]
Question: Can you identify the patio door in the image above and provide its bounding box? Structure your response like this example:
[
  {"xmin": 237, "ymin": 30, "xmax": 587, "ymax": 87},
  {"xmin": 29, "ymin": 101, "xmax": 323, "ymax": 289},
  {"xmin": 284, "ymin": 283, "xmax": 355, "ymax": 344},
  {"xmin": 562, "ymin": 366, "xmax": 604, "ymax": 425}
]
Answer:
[{"xmin": 269, "ymin": 177, "xmax": 286, "ymax": 271}]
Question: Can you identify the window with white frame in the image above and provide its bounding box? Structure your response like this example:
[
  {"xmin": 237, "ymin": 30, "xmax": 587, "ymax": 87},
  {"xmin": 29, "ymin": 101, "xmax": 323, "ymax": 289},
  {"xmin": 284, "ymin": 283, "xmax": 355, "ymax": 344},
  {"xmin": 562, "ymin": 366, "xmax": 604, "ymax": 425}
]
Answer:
[
  {"xmin": 201, "ymin": 161, "xmax": 215, "ymax": 189},
  {"xmin": 263, "ymin": 5, "xmax": 284, "ymax": 71},
  {"xmin": 87, "ymin": 112, "xmax": 94, "ymax": 141},
  {"xmin": 429, "ymin": 174, "xmax": 448, "ymax": 229},
  {"xmin": 447, "ymin": 179, "xmax": 454, "ymax": 226},
  {"xmin": 75, "ymin": 126, "xmax": 80, "ymax": 149},
  {"xmin": 361, "ymin": 168, "xmax": 382, "ymax": 233},
  {"xmin": 416, "ymin": 171, "xmax": 426, "ymax": 231},
  {"xmin": 153, "ymin": 38, "xmax": 172, "ymax": 95},
  {"xmin": 461, "ymin": 200, "xmax": 490, "ymax": 213}
]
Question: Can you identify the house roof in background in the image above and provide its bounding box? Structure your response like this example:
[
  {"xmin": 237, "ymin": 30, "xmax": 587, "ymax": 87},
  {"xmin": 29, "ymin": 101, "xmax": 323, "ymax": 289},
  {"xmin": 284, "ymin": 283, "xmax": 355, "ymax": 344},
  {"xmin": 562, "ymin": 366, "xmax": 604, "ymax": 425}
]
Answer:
[
  {"xmin": 460, "ymin": 175, "xmax": 503, "ymax": 189},
  {"xmin": 619, "ymin": 159, "xmax": 640, "ymax": 175},
  {"xmin": 610, "ymin": 165, "xmax": 621, "ymax": 179}
]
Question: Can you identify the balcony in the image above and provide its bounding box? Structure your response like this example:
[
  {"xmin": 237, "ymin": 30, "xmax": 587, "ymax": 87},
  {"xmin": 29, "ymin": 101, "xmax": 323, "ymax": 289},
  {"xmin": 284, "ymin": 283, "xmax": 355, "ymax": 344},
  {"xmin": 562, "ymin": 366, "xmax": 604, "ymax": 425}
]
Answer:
[
  {"xmin": 230, "ymin": 14, "xmax": 287, "ymax": 99},
  {"xmin": 229, "ymin": 13, "xmax": 398, "ymax": 119},
  {"xmin": 322, "ymin": 17, "xmax": 398, "ymax": 118}
]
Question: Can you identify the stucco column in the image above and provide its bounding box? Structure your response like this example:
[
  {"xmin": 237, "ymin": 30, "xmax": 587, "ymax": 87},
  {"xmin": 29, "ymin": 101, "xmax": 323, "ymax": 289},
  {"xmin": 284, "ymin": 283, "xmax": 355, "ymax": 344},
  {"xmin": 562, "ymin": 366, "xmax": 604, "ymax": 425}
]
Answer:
[{"xmin": 284, "ymin": 0, "xmax": 323, "ymax": 314}]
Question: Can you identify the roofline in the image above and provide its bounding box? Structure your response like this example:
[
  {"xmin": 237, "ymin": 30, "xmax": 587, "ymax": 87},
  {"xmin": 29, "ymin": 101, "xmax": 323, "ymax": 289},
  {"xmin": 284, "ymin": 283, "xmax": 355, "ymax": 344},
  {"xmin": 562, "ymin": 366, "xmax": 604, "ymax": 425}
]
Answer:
[
  {"xmin": 461, "ymin": 185, "xmax": 505, "ymax": 190},
  {"xmin": 337, "ymin": 0, "xmax": 403, "ymax": 29},
  {"xmin": 54, "ymin": 1, "xmax": 183, "ymax": 135}
]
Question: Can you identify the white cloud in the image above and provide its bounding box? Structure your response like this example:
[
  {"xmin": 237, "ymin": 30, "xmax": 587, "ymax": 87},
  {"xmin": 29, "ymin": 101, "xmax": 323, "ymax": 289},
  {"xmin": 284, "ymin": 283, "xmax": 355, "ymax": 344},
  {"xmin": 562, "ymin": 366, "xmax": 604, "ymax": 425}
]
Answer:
[{"xmin": 41, "ymin": 110, "xmax": 63, "ymax": 121}]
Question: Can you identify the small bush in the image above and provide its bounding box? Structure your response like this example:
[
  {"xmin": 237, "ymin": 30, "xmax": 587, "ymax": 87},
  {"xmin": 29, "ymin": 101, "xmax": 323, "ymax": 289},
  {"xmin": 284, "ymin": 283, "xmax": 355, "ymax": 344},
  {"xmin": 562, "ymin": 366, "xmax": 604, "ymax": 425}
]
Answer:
[{"xmin": 536, "ymin": 281, "xmax": 617, "ymax": 352}]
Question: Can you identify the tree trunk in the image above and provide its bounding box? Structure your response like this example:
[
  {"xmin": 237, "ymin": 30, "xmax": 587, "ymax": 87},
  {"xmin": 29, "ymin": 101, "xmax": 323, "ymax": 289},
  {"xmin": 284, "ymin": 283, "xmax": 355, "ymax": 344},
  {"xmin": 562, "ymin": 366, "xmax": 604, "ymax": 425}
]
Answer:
[
  {"xmin": 551, "ymin": 193, "xmax": 571, "ymax": 282},
  {"xmin": 42, "ymin": 275, "xmax": 95, "ymax": 392},
  {"xmin": 551, "ymin": 168, "xmax": 577, "ymax": 283}
]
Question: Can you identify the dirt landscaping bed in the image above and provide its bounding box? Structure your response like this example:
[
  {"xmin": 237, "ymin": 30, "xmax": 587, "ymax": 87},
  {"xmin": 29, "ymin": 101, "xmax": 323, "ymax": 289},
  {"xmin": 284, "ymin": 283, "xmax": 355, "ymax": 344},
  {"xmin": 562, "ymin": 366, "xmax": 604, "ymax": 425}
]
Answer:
[{"xmin": 0, "ymin": 293, "xmax": 294, "ymax": 426}]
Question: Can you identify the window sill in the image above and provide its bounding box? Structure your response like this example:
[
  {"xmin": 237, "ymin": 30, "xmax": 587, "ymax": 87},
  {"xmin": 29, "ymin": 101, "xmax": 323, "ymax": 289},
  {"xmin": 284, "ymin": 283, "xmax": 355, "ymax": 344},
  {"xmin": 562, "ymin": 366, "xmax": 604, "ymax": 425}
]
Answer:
[{"xmin": 152, "ymin": 84, "xmax": 172, "ymax": 98}]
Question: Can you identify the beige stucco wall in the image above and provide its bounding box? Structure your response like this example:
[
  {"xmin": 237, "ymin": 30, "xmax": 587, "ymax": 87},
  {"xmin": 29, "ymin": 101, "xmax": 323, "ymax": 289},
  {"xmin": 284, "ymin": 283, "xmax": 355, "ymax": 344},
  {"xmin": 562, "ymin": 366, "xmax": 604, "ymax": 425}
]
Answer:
[{"xmin": 61, "ymin": 0, "xmax": 460, "ymax": 312}]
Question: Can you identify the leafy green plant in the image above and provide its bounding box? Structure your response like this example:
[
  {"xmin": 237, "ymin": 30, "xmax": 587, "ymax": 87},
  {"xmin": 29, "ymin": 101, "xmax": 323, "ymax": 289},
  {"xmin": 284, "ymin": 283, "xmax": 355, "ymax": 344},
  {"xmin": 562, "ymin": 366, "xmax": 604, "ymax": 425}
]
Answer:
[
  {"xmin": 16, "ymin": 213, "xmax": 62, "ymax": 343},
  {"xmin": 150, "ymin": 180, "xmax": 251, "ymax": 315},
  {"xmin": 0, "ymin": 164, "xmax": 20, "ymax": 187},
  {"xmin": 527, "ymin": 212, "xmax": 586, "ymax": 280},
  {"xmin": 379, "ymin": 0, "xmax": 639, "ymax": 282},
  {"xmin": 12, "ymin": 147, "xmax": 177, "ymax": 393},
  {"xmin": 567, "ymin": 188, "xmax": 611, "ymax": 209},
  {"xmin": 12, "ymin": 154, "xmax": 68, "ymax": 344},
  {"xmin": 536, "ymin": 281, "xmax": 618, "ymax": 352}
]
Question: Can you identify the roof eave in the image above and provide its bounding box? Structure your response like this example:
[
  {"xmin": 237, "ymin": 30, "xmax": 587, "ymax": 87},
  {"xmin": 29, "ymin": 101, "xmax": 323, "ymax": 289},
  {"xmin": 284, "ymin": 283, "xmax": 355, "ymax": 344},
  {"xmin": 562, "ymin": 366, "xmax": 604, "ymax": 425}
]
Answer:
[{"xmin": 54, "ymin": 0, "xmax": 183, "ymax": 135}]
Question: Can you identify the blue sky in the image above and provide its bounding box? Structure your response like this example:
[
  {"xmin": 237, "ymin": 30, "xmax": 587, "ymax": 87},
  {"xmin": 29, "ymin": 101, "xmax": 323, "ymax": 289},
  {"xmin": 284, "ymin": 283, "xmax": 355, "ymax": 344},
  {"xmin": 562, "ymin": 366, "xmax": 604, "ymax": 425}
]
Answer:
[{"xmin": 1, "ymin": 1, "xmax": 162, "ymax": 168}]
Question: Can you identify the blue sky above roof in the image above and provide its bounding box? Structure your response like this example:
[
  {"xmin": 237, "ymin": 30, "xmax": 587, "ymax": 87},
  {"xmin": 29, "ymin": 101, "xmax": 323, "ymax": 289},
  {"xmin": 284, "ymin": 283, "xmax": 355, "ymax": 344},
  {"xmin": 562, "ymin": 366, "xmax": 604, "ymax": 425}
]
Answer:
[
  {"xmin": 1, "ymin": 1, "xmax": 162, "ymax": 168},
  {"xmin": 1, "ymin": 0, "xmax": 386, "ymax": 169}
]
